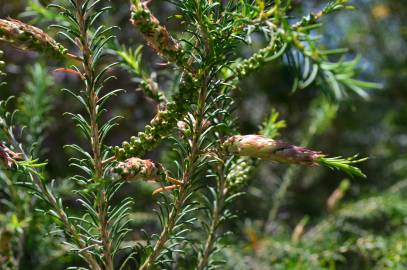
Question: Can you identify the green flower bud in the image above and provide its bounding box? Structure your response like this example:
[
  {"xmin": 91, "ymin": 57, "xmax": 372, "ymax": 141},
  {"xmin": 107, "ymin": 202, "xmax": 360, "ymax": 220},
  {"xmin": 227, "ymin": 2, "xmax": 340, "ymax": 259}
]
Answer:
[
  {"xmin": 114, "ymin": 73, "xmax": 198, "ymax": 160},
  {"xmin": 226, "ymin": 157, "xmax": 257, "ymax": 192},
  {"xmin": 233, "ymin": 40, "xmax": 286, "ymax": 79}
]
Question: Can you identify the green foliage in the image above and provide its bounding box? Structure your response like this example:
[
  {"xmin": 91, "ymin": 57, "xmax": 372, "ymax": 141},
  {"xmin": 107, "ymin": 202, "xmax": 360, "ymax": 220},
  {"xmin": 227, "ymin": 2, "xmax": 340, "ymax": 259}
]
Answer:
[
  {"xmin": 116, "ymin": 45, "xmax": 166, "ymax": 104},
  {"xmin": 285, "ymin": 191, "xmax": 407, "ymax": 269},
  {"xmin": 222, "ymin": 190, "xmax": 407, "ymax": 270},
  {"xmin": 260, "ymin": 109, "xmax": 287, "ymax": 139},
  {"xmin": 0, "ymin": 76, "xmax": 65, "ymax": 269},
  {"xmin": 285, "ymin": 1, "xmax": 382, "ymax": 100},
  {"xmin": 48, "ymin": 0, "xmax": 130, "ymax": 268},
  {"xmin": 317, "ymin": 155, "xmax": 368, "ymax": 178},
  {"xmin": 18, "ymin": 63, "xmax": 54, "ymax": 154}
]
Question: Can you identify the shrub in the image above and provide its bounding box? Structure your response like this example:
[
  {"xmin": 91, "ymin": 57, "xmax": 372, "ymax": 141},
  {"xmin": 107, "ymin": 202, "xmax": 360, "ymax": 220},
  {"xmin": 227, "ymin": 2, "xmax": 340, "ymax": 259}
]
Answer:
[{"xmin": 0, "ymin": 1, "xmax": 378, "ymax": 269}]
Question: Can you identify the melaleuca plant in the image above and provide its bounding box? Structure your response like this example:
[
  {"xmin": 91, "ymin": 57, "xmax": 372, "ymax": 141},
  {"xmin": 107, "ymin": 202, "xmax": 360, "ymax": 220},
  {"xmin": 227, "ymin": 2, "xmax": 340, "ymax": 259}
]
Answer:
[{"xmin": 0, "ymin": 0, "xmax": 379, "ymax": 269}]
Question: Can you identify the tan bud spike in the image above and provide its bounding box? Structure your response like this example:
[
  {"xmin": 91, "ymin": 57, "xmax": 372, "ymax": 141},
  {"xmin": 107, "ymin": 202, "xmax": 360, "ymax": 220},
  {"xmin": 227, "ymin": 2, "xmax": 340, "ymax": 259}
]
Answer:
[
  {"xmin": 0, "ymin": 18, "xmax": 67, "ymax": 58},
  {"xmin": 224, "ymin": 135, "xmax": 323, "ymax": 166}
]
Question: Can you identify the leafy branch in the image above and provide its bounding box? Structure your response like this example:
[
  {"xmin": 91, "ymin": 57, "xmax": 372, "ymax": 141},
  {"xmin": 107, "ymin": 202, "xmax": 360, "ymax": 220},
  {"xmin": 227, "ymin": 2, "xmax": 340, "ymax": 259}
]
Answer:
[
  {"xmin": 0, "ymin": 98, "xmax": 101, "ymax": 269},
  {"xmin": 317, "ymin": 155, "xmax": 367, "ymax": 178}
]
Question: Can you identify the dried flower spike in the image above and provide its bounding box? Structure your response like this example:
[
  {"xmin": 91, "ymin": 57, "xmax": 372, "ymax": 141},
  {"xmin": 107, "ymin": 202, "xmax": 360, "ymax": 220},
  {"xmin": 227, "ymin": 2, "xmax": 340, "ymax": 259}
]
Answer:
[
  {"xmin": 224, "ymin": 135, "xmax": 366, "ymax": 178},
  {"xmin": 224, "ymin": 135, "xmax": 323, "ymax": 166},
  {"xmin": 130, "ymin": 0, "xmax": 183, "ymax": 64},
  {"xmin": 0, "ymin": 18, "xmax": 67, "ymax": 58}
]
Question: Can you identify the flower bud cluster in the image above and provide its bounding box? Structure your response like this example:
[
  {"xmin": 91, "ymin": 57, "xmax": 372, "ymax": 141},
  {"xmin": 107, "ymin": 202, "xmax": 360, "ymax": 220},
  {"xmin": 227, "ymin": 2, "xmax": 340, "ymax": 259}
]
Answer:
[
  {"xmin": 233, "ymin": 41, "xmax": 284, "ymax": 78},
  {"xmin": 226, "ymin": 157, "xmax": 257, "ymax": 192},
  {"xmin": 111, "ymin": 157, "xmax": 167, "ymax": 183},
  {"xmin": 139, "ymin": 78, "xmax": 166, "ymax": 104},
  {"xmin": 113, "ymin": 73, "xmax": 197, "ymax": 160},
  {"xmin": 130, "ymin": 0, "xmax": 184, "ymax": 65},
  {"xmin": 0, "ymin": 19, "xmax": 67, "ymax": 58},
  {"xmin": 224, "ymin": 135, "xmax": 323, "ymax": 166}
]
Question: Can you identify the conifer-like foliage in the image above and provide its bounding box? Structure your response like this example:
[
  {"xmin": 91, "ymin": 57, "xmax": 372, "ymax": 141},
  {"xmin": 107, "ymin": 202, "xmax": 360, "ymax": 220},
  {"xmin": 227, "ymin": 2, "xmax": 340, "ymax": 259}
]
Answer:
[{"xmin": 0, "ymin": 0, "xmax": 381, "ymax": 269}]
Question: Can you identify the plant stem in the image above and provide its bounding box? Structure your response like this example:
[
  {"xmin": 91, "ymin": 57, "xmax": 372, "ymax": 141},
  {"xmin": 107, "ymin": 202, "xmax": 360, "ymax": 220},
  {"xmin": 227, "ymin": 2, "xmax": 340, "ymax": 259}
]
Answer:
[
  {"xmin": 266, "ymin": 165, "xmax": 299, "ymax": 226},
  {"xmin": 75, "ymin": 1, "xmax": 113, "ymax": 268},
  {"xmin": 140, "ymin": 3, "xmax": 212, "ymax": 269},
  {"xmin": 3, "ymin": 128, "xmax": 101, "ymax": 270},
  {"xmin": 0, "ymin": 169, "xmax": 23, "ymax": 269},
  {"xmin": 140, "ymin": 74, "xmax": 209, "ymax": 270},
  {"xmin": 197, "ymin": 163, "xmax": 227, "ymax": 270},
  {"xmin": 139, "ymin": 186, "xmax": 188, "ymax": 270}
]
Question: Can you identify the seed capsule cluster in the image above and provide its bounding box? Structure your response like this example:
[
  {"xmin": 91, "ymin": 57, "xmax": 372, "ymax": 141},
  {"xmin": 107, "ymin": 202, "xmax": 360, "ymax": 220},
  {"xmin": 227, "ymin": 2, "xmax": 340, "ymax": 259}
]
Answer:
[
  {"xmin": 139, "ymin": 78, "xmax": 166, "ymax": 104},
  {"xmin": 0, "ymin": 19, "xmax": 67, "ymax": 58},
  {"xmin": 111, "ymin": 157, "xmax": 167, "ymax": 182}
]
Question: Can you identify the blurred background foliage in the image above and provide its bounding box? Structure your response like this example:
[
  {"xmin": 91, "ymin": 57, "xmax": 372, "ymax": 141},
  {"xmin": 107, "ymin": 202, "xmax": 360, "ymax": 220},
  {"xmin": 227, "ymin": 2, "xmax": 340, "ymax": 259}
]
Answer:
[{"xmin": 0, "ymin": 0, "xmax": 406, "ymax": 269}]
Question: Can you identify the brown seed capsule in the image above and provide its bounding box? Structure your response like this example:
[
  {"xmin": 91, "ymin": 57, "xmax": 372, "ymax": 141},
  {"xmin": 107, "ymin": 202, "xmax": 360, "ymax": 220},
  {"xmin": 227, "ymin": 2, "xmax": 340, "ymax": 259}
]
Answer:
[{"xmin": 223, "ymin": 135, "xmax": 323, "ymax": 166}]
